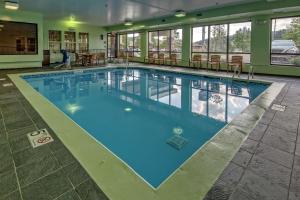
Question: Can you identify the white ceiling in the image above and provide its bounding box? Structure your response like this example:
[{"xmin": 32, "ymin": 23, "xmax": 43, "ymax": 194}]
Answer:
[{"xmin": 13, "ymin": 0, "xmax": 259, "ymax": 26}]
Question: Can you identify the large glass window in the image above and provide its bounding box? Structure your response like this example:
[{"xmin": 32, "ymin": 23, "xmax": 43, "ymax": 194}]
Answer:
[
  {"xmin": 148, "ymin": 28, "xmax": 183, "ymax": 59},
  {"xmin": 0, "ymin": 21, "xmax": 37, "ymax": 55},
  {"xmin": 64, "ymin": 31, "xmax": 76, "ymax": 53},
  {"xmin": 49, "ymin": 30, "xmax": 61, "ymax": 53},
  {"xmin": 271, "ymin": 17, "xmax": 300, "ymax": 66},
  {"xmin": 192, "ymin": 22, "xmax": 251, "ymax": 64},
  {"xmin": 118, "ymin": 32, "xmax": 141, "ymax": 57},
  {"xmin": 79, "ymin": 32, "xmax": 89, "ymax": 53}
]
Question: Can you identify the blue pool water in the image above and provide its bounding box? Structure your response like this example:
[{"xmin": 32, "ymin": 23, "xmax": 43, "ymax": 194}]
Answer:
[{"xmin": 23, "ymin": 67, "xmax": 269, "ymax": 188}]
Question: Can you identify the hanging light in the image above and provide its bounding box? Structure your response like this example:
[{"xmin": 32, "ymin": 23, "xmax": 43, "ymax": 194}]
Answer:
[
  {"xmin": 124, "ymin": 19, "xmax": 133, "ymax": 26},
  {"xmin": 175, "ymin": 10, "xmax": 186, "ymax": 18},
  {"xmin": 5, "ymin": 1, "xmax": 19, "ymax": 10}
]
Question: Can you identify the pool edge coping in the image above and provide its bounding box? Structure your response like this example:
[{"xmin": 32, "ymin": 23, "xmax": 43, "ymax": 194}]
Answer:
[{"xmin": 8, "ymin": 66, "xmax": 284, "ymax": 200}]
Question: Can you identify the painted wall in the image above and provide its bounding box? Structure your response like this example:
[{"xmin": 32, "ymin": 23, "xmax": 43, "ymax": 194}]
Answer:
[
  {"xmin": 0, "ymin": 9, "xmax": 43, "ymax": 69},
  {"xmin": 43, "ymin": 20, "xmax": 107, "ymax": 63},
  {"xmin": 106, "ymin": 0, "xmax": 300, "ymax": 77}
]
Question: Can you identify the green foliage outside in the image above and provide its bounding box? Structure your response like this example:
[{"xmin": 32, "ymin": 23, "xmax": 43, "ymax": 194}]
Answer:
[{"xmin": 283, "ymin": 17, "xmax": 300, "ymax": 46}]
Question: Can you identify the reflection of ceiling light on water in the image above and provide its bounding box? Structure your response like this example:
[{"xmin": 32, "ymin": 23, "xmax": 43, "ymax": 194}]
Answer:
[
  {"xmin": 66, "ymin": 104, "xmax": 81, "ymax": 114},
  {"xmin": 124, "ymin": 107, "xmax": 132, "ymax": 112},
  {"xmin": 173, "ymin": 127, "xmax": 183, "ymax": 135}
]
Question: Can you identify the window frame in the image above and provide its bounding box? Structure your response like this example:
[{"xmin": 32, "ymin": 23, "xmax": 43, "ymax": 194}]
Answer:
[
  {"xmin": 118, "ymin": 32, "xmax": 141, "ymax": 58},
  {"xmin": 148, "ymin": 28, "xmax": 183, "ymax": 59},
  {"xmin": 78, "ymin": 32, "xmax": 89, "ymax": 53},
  {"xmin": 270, "ymin": 15, "xmax": 300, "ymax": 67},
  {"xmin": 191, "ymin": 21, "xmax": 252, "ymax": 64}
]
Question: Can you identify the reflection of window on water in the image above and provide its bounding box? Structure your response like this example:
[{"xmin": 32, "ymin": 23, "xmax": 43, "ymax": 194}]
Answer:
[
  {"xmin": 230, "ymin": 85, "xmax": 242, "ymax": 96},
  {"xmin": 209, "ymin": 82, "xmax": 220, "ymax": 92},
  {"xmin": 209, "ymin": 94, "xmax": 223, "ymax": 104},
  {"xmin": 198, "ymin": 90, "xmax": 207, "ymax": 101}
]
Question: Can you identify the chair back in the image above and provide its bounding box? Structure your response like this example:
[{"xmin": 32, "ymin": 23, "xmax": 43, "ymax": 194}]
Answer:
[
  {"xmin": 211, "ymin": 55, "xmax": 221, "ymax": 62},
  {"xmin": 148, "ymin": 52, "xmax": 154, "ymax": 58},
  {"xmin": 170, "ymin": 54, "xmax": 177, "ymax": 61},
  {"xmin": 193, "ymin": 54, "xmax": 202, "ymax": 61},
  {"xmin": 231, "ymin": 56, "xmax": 243, "ymax": 64},
  {"xmin": 128, "ymin": 51, "xmax": 134, "ymax": 58},
  {"xmin": 119, "ymin": 51, "xmax": 126, "ymax": 58},
  {"xmin": 158, "ymin": 53, "xmax": 165, "ymax": 59}
]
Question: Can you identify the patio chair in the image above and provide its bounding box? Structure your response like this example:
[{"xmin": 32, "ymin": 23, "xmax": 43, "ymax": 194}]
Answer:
[
  {"xmin": 208, "ymin": 55, "xmax": 221, "ymax": 71},
  {"xmin": 227, "ymin": 56, "xmax": 243, "ymax": 73},
  {"xmin": 155, "ymin": 53, "xmax": 165, "ymax": 65},
  {"xmin": 144, "ymin": 52, "xmax": 155, "ymax": 64},
  {"xmin": 189, "ymin": 55, "xmax": 202, "ymax": 69},
  {"xmin": 166, "ymin": 54, "xmax": 178, "ymax": 66}
]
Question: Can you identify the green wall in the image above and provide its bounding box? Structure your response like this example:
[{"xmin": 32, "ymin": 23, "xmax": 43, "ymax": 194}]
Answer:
[
  {"xmin": 0, "ymin": 9, "xmax": 43, "ymax": 69},
  {"xmin": 106, "ymin": 0, "xmax": 300, "ymax": 77},
  {"xmin": 0, "ymin": 10, "xmax": 107, "ymax": 68},
  {"xmin": 43, "ymin": 20, "xmax": 107, "ymax": 63}
]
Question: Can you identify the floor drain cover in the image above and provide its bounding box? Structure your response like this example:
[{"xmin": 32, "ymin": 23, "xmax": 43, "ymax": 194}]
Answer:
[
  {"xmin": 2, "ymin": 83, "xmax": 13, "ymax": 87},
  {"xmin": 167, "ymin": 135, "xmax": 188, "ymax": 150},
  {"xmin": 27, "ymin": 129, "xmax": 54, "ymax": 148},
  {"xmin": 271, "ymin": 104, "xmax": 286, "ymax": 112}
]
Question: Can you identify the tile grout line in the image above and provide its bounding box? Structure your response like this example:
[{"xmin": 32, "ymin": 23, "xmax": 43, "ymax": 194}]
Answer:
[
  {"xmin": 1, "ymin": 104, "xmax": 25, "ymax": 200},
  {"xmin": 287, "ymin": 112, "xmax": 300, "ymax": 200}
]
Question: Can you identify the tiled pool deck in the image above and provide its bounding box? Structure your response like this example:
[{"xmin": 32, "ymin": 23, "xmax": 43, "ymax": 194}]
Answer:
[{"xmin": 0, "ymin": 65, "xmax": 299, "ymax": 200}]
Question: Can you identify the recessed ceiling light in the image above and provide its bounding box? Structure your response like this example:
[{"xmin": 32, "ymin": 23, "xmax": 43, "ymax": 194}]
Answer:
[
  {"xmin": 175, "ymin": 10, "xmax": 186, "ymax": 18},
  {"xmin": 5, "ymin": 1, "xmax": 19, "ymax": 10}
]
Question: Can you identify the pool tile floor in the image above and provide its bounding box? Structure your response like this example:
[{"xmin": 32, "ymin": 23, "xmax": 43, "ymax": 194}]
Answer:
[{"xmin": 0, "ymin": 65, "xmax": 300, "ymax": 200}]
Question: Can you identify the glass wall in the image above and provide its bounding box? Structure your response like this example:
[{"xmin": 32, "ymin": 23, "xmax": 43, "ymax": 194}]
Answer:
[
  {"xmin": 49, "ymin": 30, "xmax": 61, "ymax": 53},
  {"xmin": 0, "ymin": 21, "xmax": 37, "ymax": 55},
  {"xmin": 192, "ymin": 22, "xmax": 251, "ymax": 64},
  {"xmin": 271, "ymin": 16, "xmax": 300, "ymax": 66},
  {"xmin": 148, "ymin": 28, "xmax": 183, "ymax": 59},
  {"xmin": 107, "ymin": 33, "xmax": 117, "ymax": 58},
  {"xmin": 118, "ymin": 32, "xmax": 141, "ymax": 57},
  {"xmin": 64, "ymin": 31, "xmax": 76, "ymax": 53}
]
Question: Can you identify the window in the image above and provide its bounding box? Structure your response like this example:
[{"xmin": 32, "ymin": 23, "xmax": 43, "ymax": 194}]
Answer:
[
  {"xmin": 148, "ymin": 28, "xmax": 183, "ymax": 59},
  {"xmin": 49, "ymin": 30, "xmax": 61, "ymax": 53},
  {"xmin": 271, "ymin": 17, "xmax": 300, "ymax": 66},
  {"xmin": 79, "ymin": 32, "xmax": 89, "ymax": 53},
  {"xmin": 107, "ymin": 33, "xmax": 117, "ymax": 58},
  {"xmin": 0, "ymin": 21, "xmax": 37, "ymax": 55},
  {"xmin": 229, "ymin": 22, "xmax": 251, "ymax": 63},
  {"xmin": 64, "ymin": 31, "xmax": 76, "ymax": 53},
  {"xmin": 192, "ymin": 22, "xmax": 251, "ymax": 64},
  {"xmin": 118, "ymin": 32, "xmax": 141, "ymax": 57}
]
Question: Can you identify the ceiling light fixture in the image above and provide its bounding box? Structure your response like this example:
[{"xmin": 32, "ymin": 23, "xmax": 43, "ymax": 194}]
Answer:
[
  {"xmin": 175, "ymin": 10, "xmax": 186, "ymax": 18},
  {"xmin": 5, "ymin": 1, "xmax": 19, "ymax": 10},
  {"xmin": 124, "ymin": 19, "xmax": 133, "ymax": 26}
]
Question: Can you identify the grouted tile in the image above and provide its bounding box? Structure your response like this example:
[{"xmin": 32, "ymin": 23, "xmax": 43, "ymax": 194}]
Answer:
[
  {"xmin": 21, "ymin": 169, "xmax": 72, "ymax": 200},
  {"xmin": 259, "ymin": 111, "xmax": 276, "ymax": 125},
  {"xmin": 3, "ymin": 112, "xmax": 34, "ymax": 132},
  {"xmin": 228, "ymin": 188, "xmax": 255, "ymax": 200},
  {"xmin": 255, "ymin": 143, "xmax": 293, "ymax": 169},
  {"xmin": 262, "ymin": 126, "xmax": 296, "ymax": 153},
  {"xmin": 17, "ymin": 155, "xmax": 60, "ymax": 187},
  {"xmin": 0, "ymin": 119, "xmax": 5, "ymax": 135},
  {"xmin": 0, "ymin": 170, "xmax": 18, "ymax": 198},
  {"xmin": 231, "ymin": 149, "xmax": 252, "ymax": 168},
  {"xmin": 8, "ymin": 134, "xmax": 31, "ymax": 153},
  {"xmin": 56, "ymin": 190, "xmax": 81, "ymax": 200},
  {"xmin": 203, "ymin": 180, "xmax": 233, "ymax": 200},
  {"xmin": 0, "ymin": 190, "xmax": 22, "ymax": 200},
  {"xmin": 270, "ymin": 111, "xmax": 299, "ymax": 133},
  {"xmin": 238, "ymin": 170, "xmax": 288, "ymax": 200},
  {"xmin": 7, "ymin": 125, "xmax": 37, "ymax": 137},
  {"xmin": 248, "ymin": 155, "xmax": 291, "ymax": 189},
  {"xmin": 12, "ymin": 145, "xmax": 52, "ymax": 167},
  {"xmin": 218, "ymin": 162, "xmax": 244, "ymax": 186},
  {"xmin": 240, "ymin": 138, "xmax": 258, "ymax": 154},
  {"xmin": 53, "ymin": 146, "xmax": 76, "ymax": 167},
  {"xmin": 63, "ymin": 162, "xmax": 90, "ymax": 187},
  {"xmin": 0, "ymin": 143, "xmax": 14, "ymax": 173},
  {"xmin": 247, "ymin": 123, "xmax": 268, "ymax": 141},
  {"xmin": 75, "ymin": 179, "xmax": 108, "ymax": 200},
  {"xmin": 289, "ymin": 167, "xmax": 300, "ymax": 200}
]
